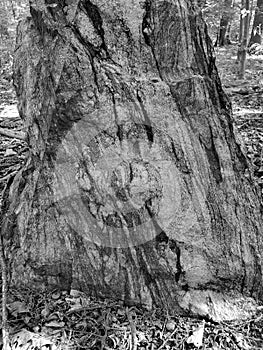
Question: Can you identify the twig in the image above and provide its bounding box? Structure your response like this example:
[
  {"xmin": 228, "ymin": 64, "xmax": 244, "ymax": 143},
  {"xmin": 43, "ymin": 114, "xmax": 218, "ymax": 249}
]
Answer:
[
  {"xmin": 221, "ymin": 314, "xmax": 263, "ymax": 329},
  {"xmin": 0, "ymin": 231, "xmax": 9, "ymax": 349},
  {"xmin": 126, "ymin": 308, "xmax": 137, "ymax": 350},
  {"xmin": 0, "ymin": 127, "xmax": 26, "ymax": 141},
  {"xmin": 101, "ymin": 309, "xmax": 110, "ymax": 350},
  {"xmin": 232, "ymin": 89, "xmax": 263, "ymax": 95},
  {"xmin": 66, "ymin": 302, "xmax": 117, "ymax": 315},
  {"xmin": 0, "ymin": 170, "xmax": 18, "ymax": 183},
  {"xmin": 157, "ymin": 327, "xmax": 178, "ymax": 350},
  {"xmin": 234, "ymin": 111, "xmax": 263, "ymax": 116}
]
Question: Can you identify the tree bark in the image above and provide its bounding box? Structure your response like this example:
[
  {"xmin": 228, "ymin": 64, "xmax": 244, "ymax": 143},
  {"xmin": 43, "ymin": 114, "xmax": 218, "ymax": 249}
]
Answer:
[
  {"xmin": 1, "ymin": 0, "xmax": 263, "ymax": 321},
  {"xmin": 249, "ymin": 0, "xmax": 263, "ymax": 45}
]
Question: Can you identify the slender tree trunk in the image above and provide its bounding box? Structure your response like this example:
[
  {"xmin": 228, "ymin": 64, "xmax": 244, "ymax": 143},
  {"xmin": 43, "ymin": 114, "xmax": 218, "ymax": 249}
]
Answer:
[
  {"xmin": 1, "ymin": 0, "xmax": 263, "ymax": 321},
  {"xmin": 216, "ymin": 0, "xmax": 234, "ymax": 46},
  {"xmin": 238, "ymin": 0, "xmax": 251, "ymax": 77},
  {"xmin": 237, "ymin": 0, "xmax": 245, "ymax": 62},
  {"xmin": 249, "ymin": 0, "xmax": 263, "ymax": 45}
]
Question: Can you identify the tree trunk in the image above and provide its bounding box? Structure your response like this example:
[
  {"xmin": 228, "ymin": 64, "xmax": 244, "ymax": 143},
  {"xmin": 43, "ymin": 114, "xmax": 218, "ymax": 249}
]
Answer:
[
  {"xmin": 237, "ymin": 0, "xmax": 245, "ymax": 62},
  {"xmin": 216, "ymin": 0, "xmax": 233, "ymax": 46},
  {"xmin": 249, "ymin": 0, "xmax": 263, "ymax": 45},
  {"xmin": 2, "ymin": 0, "xmax": 263, "ymax": 321},
  {"xmin": 238, "ymin": 0, "xmax": 251, "ymax": 78}
]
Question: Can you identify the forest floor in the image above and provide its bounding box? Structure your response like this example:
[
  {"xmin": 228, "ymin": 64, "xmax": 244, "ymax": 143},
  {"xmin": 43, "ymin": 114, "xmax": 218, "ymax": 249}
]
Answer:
[
  {"xmin": 1, "ymin": 45, "xmax": 263, "ymax": 349},
  {"xmin": 0, "ymin": 56, "xmax": 27, "ymax": 206}
]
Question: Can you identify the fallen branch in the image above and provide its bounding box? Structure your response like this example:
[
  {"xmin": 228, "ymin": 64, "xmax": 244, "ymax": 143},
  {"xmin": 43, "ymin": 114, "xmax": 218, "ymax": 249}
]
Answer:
[
  {"xmin": 157, "ymin": 327, "xmax": 178, "ymax": 350},
  {"xmin": 230, "ymin": 89, "xmax": 263, "ymax": 96},
  {"xmin": 0, "ymin": 229, "xmax": 9, "ymax": 349},
  {"xmin": 0, "ymin": 127, "xmax": 26, "ymax": 141},
  {"xmin": 233, "ymin": 110, "xmax": 263, "ymax": 116},
  {"xmin": 0, "ymin": 170, "xmax": 19, "ymax": 183},
  {"xmin": 126, "ymin": 308, "xmax": 137, "ymax": 350},
  {"xmin": 66, "ymin": 302, "xmax": 117, "ymax": 315}
]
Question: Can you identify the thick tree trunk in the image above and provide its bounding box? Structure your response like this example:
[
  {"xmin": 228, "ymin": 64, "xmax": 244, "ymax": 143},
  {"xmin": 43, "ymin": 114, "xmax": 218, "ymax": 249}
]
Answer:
[
  {"xmin": 249, "ymin": 0, "xmax": 263, "ymax": 45},
  {"xmin": 2, "ymin": 0, "xmax": 263, "ymax": 321}
]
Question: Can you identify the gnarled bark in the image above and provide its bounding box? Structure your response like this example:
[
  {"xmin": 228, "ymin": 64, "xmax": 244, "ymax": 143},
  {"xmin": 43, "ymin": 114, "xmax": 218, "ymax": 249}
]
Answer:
[{"xmin": 1, "ymin": 0, "xmax": 263, "ymax": 321}]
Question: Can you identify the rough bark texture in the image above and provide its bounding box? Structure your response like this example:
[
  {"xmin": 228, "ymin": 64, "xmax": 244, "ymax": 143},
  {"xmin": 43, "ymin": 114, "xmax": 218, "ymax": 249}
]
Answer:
[
  {"xmin": 2, "ymin": 0, "xmax": 263, "ymax": 321},
  {"xmin": 249, "ymin": 0, "xmax": 263, "ymax": 46}
]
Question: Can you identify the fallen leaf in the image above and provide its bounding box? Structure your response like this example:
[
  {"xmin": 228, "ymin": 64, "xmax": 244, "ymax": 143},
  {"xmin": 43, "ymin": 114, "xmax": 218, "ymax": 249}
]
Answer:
[
  {"xmin": 75, "ymin": 320, "xmax": 87, "ymax": 329},
  {"xmin": 8, "ymin": 329, "xmax": 57, "ymax": 350},
  {"xmin": 45, "ymin": 321, "xmax": 65, "ymax": 328},
  {"xmin": 234, "ymin": 332, "xmax": 251, "ymax": 350},
  {"xmin": 0, "ymin": 104, "xmax": 19, "ymax": 120},
  {"xmin": 46, "ymin": 313, "xmax": 59, "ymax": 322},
  {"xmin": 41, "ymin": 305, "xmax": 50, "ymax": 318},
  {"xmin": 7, "ymin": 301, "xmax": 29, "ymax": 317},
  {"xmin": 47, "ymin": 3, "xmax": 58, "ymax": 8},
  {"xmin": 186, "ymin": 320, "xmax": 205, "ymax": 348},
  {"xmin": 70, "ymin": 289, "xmax": 85, "ymax": 298},
  {"xmin": 166, "ymin": 321, "xmax": 176, "ymax": 331},
  {"xmin": 4, "ymin": 148, "xmax": 17, "ymax": 157},
  {"xmin": 51, "ymin": 291, "xmax": 61, "ymax": 300}
]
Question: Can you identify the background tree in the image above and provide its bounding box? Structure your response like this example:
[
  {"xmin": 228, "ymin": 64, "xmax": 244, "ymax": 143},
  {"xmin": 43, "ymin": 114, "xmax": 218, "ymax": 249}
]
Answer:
[
  {"xmin": 215, "ymin": 0, "xmax": 235, "ymax": 46},
  {"xmin": 249, "ymin": 0, "xmax": 263, "ymax": 45},
  {"xmin": 0, "ymin": 0, "xmax": 29, "ymax": 76},
  {"xmin": 1, "ymin": 0, "xmax": 263, "ymax": 321},
  {"xmin": 237, "ymin": 0, "xmax": 251, "ymax": 77},
  {"xmin": 201, "ymin": 0, "xmax": 241, "ymax": 44}
]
